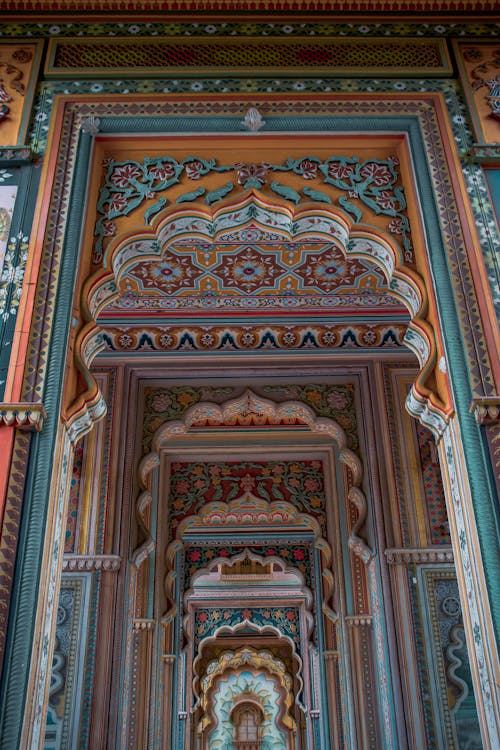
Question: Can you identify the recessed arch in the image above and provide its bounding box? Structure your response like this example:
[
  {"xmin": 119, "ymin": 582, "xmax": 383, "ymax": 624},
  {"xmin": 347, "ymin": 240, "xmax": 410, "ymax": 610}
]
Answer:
[
  {"xmin": 68, "ymin": 191, "xmax": 451, "ymax": 444},
  {"xmin": 134, "ymin": 389, "xmax": 372, "ymax": 572}
]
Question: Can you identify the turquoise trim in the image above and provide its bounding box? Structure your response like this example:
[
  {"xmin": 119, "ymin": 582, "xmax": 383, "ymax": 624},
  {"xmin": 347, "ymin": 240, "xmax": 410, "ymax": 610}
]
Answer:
[
  {"xmin": 0, "ymin": 130, "xmax": 94, "ymax": 748},
  {"xmin": 406, "ymin": 122, "xmax": 500, "ymax": 636}
]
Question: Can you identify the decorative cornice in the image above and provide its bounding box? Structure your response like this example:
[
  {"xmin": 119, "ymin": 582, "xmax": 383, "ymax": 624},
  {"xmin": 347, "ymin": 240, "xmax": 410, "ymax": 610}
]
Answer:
[
  {"xmin": 0, "ymin": 402, "xmax": 46, "ymax": 431},
  {"xmin": 470, "ymin": 398, "xmax": 500, "ymax": 425},
  {"xmin": 323, "ymin": 650, "xmax": 339, "ymax": 661},
  {"xmin": 385, "ymin": 547, "xmax": 454, "ymax": 564},
  {"xmin": 0, "ymin": 0, "xmax": 497, "ymax": 13},
  {"xmin": 345, "ymin": 615, "xmax": 372, "ymax": 627},
  {"xmin": 62, "ymin": 554, "xmax": 121, "ymax": 571},
  {"xmin": 0, "ymin": 146, "xmax": 34, "ymax": 165}
]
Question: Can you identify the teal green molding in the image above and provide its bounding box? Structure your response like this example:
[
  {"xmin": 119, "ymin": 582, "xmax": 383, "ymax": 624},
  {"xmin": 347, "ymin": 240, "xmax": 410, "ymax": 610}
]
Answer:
[
  {"xmin": 0, "ymin": 131, "xmax": 93, "ymax": 749},
  {"xmin": 406, "ymin": 119, "xmax": 500, "ymax": 638}
]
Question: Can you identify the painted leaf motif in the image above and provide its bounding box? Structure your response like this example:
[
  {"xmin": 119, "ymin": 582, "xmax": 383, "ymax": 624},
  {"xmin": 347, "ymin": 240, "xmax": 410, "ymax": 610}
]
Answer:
[
  {"xmin": 338, "ymin": 195, "xmax": 362, "ymax": 222},
  {"xmin": 144, "ymin": 196, "xmax": 167, "ymax": 224}
]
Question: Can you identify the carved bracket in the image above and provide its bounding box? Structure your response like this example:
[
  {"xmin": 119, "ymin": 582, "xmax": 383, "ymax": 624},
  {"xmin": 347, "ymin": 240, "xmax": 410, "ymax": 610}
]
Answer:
[
  {"xmin": 470, "ymin": 397, "xmax": 500, "ymax": 425},
  {"xmin": 62, "ymin": 554, "xmax": 121, "ymax": 571},
  {"xmin": 0, "ymin": 402, "xmax": 46, "ymax": 431}
]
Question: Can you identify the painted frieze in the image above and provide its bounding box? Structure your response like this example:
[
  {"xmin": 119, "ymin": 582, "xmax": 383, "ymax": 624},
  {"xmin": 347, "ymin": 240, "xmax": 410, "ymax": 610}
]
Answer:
[
  {"xmin": 143, "ymin": 383, "xmax": 358, "ymax": 453},
  {"xmin": 454, "ymin": 42, "xmax": 500, "ymax": 147},
  {"xmin": 0, "ymin": 42, "xmax": 42, "ymax": 147}
]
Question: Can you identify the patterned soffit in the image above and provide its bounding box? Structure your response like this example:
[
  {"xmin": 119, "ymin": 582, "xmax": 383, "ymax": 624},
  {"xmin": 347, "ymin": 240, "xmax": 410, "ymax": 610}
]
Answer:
[{"xmin": 0, "ymin": 0, "xmax": 499, "ymax": 15}]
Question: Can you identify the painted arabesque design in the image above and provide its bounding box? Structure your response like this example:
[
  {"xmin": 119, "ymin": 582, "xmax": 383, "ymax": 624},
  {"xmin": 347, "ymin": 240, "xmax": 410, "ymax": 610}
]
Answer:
[{"xmin": 94, "ymin": 153, "xmax": 411, "ymax": 262}]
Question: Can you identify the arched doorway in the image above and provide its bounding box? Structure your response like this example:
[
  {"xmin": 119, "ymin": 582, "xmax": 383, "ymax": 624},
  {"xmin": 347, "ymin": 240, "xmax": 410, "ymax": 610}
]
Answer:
[{"xmin": 7, "ymin": 101, "xmax": 492, "ymax": 748}]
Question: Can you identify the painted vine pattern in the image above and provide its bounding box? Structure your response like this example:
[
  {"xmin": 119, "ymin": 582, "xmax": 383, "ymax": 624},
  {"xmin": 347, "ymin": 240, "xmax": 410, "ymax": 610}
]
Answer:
[
  {"xmin": 94, "ymin": 154, "xmax": 411, "ymax": 262},
  {"xmin": 194, "ymin": 606, "xmax": 301, "ymax": 649},
  {"xmin": 143, "ymin": 383, "xmax": 358, "ymax": 453},
  {"xmin": 168, "ymin": 459, "xmax": 326, "ymax": 541},
  {"xmin": 183, "ymin": 543, "xmax": 313, "ymax": 588}
]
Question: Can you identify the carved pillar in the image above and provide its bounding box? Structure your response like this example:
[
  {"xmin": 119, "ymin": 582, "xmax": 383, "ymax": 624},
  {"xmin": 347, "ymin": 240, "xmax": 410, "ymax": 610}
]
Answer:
[
  {"xmin": 345, "ymin": 616, "xmax": 374, "ymax": 750},
  {"xmin": 130, "ymin": 619, "xmax": 155, "ymax": 750},
  {"xmin": 323, "ymin": 650, "xmax": 341, "ymax": 748},
  {"xmin": 439, "ymin": 419, "xmax": 500, "ymax": 748}
]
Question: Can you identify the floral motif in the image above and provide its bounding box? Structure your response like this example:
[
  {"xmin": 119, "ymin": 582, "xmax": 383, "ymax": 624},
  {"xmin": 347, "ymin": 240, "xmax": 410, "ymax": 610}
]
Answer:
[
  {"xmin": 107, "ymin": 194, "xmax": 128, "ymax": 214},
  {"xmin": 142, "ymin": 383, "xmax": 359, "ymax": 454},
  {"xmin": 298, "ymin": 159, "xmax": 318, "ymax": 179},
  {"xmin": 149, "ymin": 162, "xmax": 176, "ymax": 181},
  {"xmin": 102, "ymin": 220, "xmax": 116, "ymax": 237},
  {"xmin": 184, "ymin": 160, "xmax": 205, "ymax": 180},
  {"xmin": 327, "ymin": 162, "xmax": 355, "ymax": 181},
  {"xmin": 294, "ymin": 246, "xmax": 367, "ymax": 293},
  {"xmin": 215, "ymin": 246, "xmax": 282, "ymax": 293},
  {"xmin": 0, "ymin": 232, "xmax": 29, "ymax": 323},
  {"xmin": 235, "ymin": 162, "xmax": 268, "ymax": 188},
  {"xmin": 130, "ymin": 253, "xmax": 204, "ymax": 294},
  {"xmin": 168, "ymin": 459, "xmax": 326, "ymax": 540},
  {"xmin": 359, "ymin": 161, "xmax": 393, "ymax": 186},
  {"xmin": 94, "ymin": 153, "xmax": 410, "ymax": 262},
  {"xmin": 109, "ymin": 163, "xmax": 142, "ymax": 188},
  {"xmin": 388, "ymin": 216, "xmax": 404, "ymax": 234},
  {"xmin": 194, "ymin": 606, "xmax": 301, "ymax": 647}
]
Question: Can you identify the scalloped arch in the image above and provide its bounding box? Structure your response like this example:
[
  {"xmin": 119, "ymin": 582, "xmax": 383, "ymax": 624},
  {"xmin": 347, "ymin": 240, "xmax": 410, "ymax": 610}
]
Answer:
[
  {"xmin": 197, "ymin": 648, "xmax": 297, "ymax": 737},
  {"xmin": 134, "ymin": 389, "xmax": 372, "ymax": 581},
  {"xmin": 68, "ymin": 192, "xmax": 451, "ymax": 443}
]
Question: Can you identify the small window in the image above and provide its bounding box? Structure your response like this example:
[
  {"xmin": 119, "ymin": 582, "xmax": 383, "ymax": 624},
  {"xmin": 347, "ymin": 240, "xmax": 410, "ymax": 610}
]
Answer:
[{"xmin": 233, "ymin": 702, "xmax": 263, "ymax": 749}]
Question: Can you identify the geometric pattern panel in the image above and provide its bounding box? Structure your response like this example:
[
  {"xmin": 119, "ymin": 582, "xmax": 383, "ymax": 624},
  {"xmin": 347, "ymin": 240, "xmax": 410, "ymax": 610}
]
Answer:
[
  {"xmin": 111, "ymin": 240, "xmax": 391, "ymax": 306},
  {"xmin": 102, "ymin": 322, "xmax": 407, "ymax": 355},
  {"xmin": 415, "ymin": 422, "xmax": 450, "ymax": 545},
  {"xmin": 47, "ymin": 37, "xmax": 451, "ymax": 77}
]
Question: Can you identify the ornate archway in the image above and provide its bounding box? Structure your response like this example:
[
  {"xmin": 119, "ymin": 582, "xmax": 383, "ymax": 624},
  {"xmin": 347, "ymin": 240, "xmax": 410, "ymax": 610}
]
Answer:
[{"xmin": 4, "ymin": 97, "xmax": 497, "ymax": 749}]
